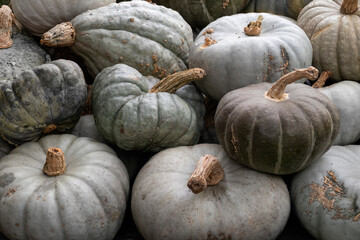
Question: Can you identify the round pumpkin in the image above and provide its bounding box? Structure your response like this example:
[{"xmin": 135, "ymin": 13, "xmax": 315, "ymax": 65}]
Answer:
[
  {"xmin": 131, "ymin": 143, "xmax": 291, "ymax": 240},
  {"xmin": 297, "ymin": 0, "xmax": 360, "ymax": 81},
  {"xmin": 0, "ymin": 59, "xmax": 87, "ymax": 145},
  {"xmin": 215, "ymin": 67, "xmax": 340, "ymax": 174},
  {"xmin": 11, "ymin": 0, "xmax": 115, "ymax": 36},
  {"xmin": 291, "ymin": 145, "xmax": 360, "ymax": 240},
  {"xmin": 0, "ymin": 134, "xmax": 129, "ymax": 240},
  {"xmin": 92, "ymin": 63, "xmax": 206, "ymax": 152},
  {"xmin": 189, "ymin": 12, "xmax": 313, "ymax": 101},
  {"xmin": 40, "ymin": 1, "xmax": 193, "ymax": 79}
]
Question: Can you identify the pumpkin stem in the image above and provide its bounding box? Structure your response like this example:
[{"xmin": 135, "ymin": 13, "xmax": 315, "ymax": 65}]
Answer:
[
  {"xmin": 187, "ymin": 154, "xmax": 224, "ymax": 194},
  {"xmin": 340, "ymin": 0, "xmax": 358, "ymax": 14},
  {"xmin": 265, "ymin": 66, "xmax": 319, "ymax": 101},
  {"xmin": 43, "ymin": 147, "xmax": 66, "ymax": 176},
  {"xmin": 43, "ymin": 124, "xmax": 57, "ymax": 134},
  {"xmin": 40, "ymin": 22, "xmax": 76, "ymax": 47},
  {"xmin": 244, "ymin": 15, "xmax": 264, "ymax": 36},
  {"xmin": 0, "ymin": 5, "xmax": 13, "ymax": 49},
  {"xmin": 149, "ymin": 68, "xmax": 205, "ymax": 94},
  {"xmin": 312, "ymin": 71, "xmax": 332, "ymax": 89}
]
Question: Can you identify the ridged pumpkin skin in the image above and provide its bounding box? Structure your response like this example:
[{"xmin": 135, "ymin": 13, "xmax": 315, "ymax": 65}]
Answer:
[
  {"xmin": 215, "ymin": 83, "xmax": 340, "ymax": 174},
  {"xmin": 11, "ymin": 0, "xmax": 115, "ymax": 36},
  {"xmin": 189, "ymin": 12, "xmax": 312, "ymax": 101},
  {"xmin": 0, "ymin": 60, "xmax": 87, "ymax": 145},
  {"xmin": 92, "ymin": 64, "xmax": 205, "ymax": 152},
  {"xmin": 0, "ymin": 134, "xmax": 129, "ymax": 240},
  {"xmin": 132, "ymin": 144, "xmax": 291, "ymax": 240},
  {"xmin": 291, "ymin": 145, "xmax": 360, "ymax": 240},
  {"xmin": 297, "ymin": 0, "xmax": 360, "ymax": 81},
  {"xmin": 70, "ymin": 1, "xmax": 193, "ymax": 79}
]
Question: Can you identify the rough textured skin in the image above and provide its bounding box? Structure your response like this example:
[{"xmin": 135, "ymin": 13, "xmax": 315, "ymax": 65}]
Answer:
[
  {"xmin": 0, "ymin": 27, "xmax": 50, "ymax": 81},
  {"xmin": 297, "ymin": 0, "xmax": 360, "ymax": 81},
  {"xmin": 291, "ymin": 145, "xmax": 360, "ymax": 240},
  {"xmin": 215, "ymin": 83, "xmax": 340, "ymax": 174},
  {"xmin": 189, "ymin": 12, "xmax": 313, "ymax": 101},
  {"xmin": 11, "ymin": 0, "xmax": 115, "ymax": 36},
  {"xmin": 0, "ymin": 138, "xmax": 12, "ymax": 159},
  {"xmin": 319, "ymin": 81, "xmax": 360, "ymax": 145},
  {"xmin": 70, "ymin": 1, "xmax": 193, "ymax": 79},
  {"xmin": 132, "ymin": 144, "xmax": 291, "ymax": 240},
  {"xmin": 92, "ymin": 64, "xmax": 205, "ymax": 152},
  {"xmin": 0, "ymin": 60, "xmax": 87, "ymax": 145},
  {"xmin": 0, "ymin": 134, "xmax": 129, "ymax": 240}
]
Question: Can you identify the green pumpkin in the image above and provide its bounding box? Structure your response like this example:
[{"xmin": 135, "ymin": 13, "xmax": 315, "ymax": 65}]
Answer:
[
  {"xmin": 0, "ymin": 60, "xmax": 87, "ymax": 145},
  {"xmin": 92, "ymin": 63, "xmax": 205, "ymax": 152}
]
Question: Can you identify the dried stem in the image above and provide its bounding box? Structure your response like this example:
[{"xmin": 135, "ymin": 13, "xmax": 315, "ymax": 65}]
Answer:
[
  {"xmin": 0, "ymin": 5, "xmax": 13, "ymax": 49},
  {"xmin": 340, "ymin": 0, "xmax": 358, "ymax": 14},
  {"xmin": 312, "ymin": 71, "xmax": 332, "ymax": 89},
  {"xmin": 244, "ymin": 15, "xmax": 264, "ymax": 36},
  {"xmin": 40, "ymin": 22, "xmax": 76, "ymax": 47},
  {"xmin": 43, "ymin": 147, "xmax": 66, "ymax": 176}
]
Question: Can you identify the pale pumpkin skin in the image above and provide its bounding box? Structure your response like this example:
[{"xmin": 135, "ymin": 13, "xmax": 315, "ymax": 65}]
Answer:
[
  {"xmin": 189, "ymin": 12, "xmax": 313, "ymax": 101},
  {"xmin": 291, "ymin": 145, "xmax": 360, "ymax": 240},
  {"xmin": 297, "ymin": 0, "xmax": 360, "ymax": 81},
  {"xmin": 132, "ymin": 144, "xmax": 291, "ymax": 240},
  {"xmin": 92, "ymin": 64, "xmax": 205, "ymax": 152},
  {"xmin": 0, "ymin": 134, "xmax": 130, "ymax": 240},
  {"xmin": 11, "ymin": 0, "xmax": 115, "ymax": 36}
]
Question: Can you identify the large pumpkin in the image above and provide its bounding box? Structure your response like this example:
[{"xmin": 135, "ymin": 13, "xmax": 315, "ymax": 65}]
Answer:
[
  {"xmin": 40, "ymin": 1, "xmax": 193, "ymax": 79},
  {"xmin": 11, "ymin": 0, "xmax": 115, "ymax": 36},
  {"xmin": 291, "ymin": 145, "xmax": 360, "ymax": 240},
  {"xmin": 0, "ymin": 134, "xmax": 129, "ymax": 240},
  {"xmin": 92, "ymin": 63, "xmax": 205, "ymax": 152},
  {"xmin": 189, "ymin": 12, "xmax": 312, "ymax": 101},
  {"xmin": 215, "ymin": 67, "xmax": 340, "ymax": 174},
  {"xmin": 0, "ymin": 59, "xmax": 87, "ymax": 145},
  {"xmin": 297, "ymin": 0, "xmax": 360, "ymax": 81}
]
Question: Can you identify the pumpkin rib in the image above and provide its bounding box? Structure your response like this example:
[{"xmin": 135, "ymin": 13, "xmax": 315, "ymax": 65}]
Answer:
[{"xmin": 335, "ymin": 15, "xmax": 345, "ymax": 79}]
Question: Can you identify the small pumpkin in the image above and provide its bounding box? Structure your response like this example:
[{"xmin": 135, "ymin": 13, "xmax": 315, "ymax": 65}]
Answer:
[
  {"xmin": 131, "ymin": 144, "xmax": 291, "ymax": 240},
  {"xmin": 215, "ymin": 67, "xmax": 340, "ymax": 174},
  {"xmin": 92, "ymin": 63, "xmax": 206, "ymax": 152},
  {"xmin": 297, "ymin": 0, "xmax": 360, "ymax": 81},
  {"xmin": 0, "ymin": 134, "xmax": 129, "ymax": 240},
  {"xmin": 40, "ymin": 1, "xmax": 193, "ymax": 79},
  {"xmin": 189, "ymin": 12, "xmax": 313, "ymax": 101},
  {"xmin": 0, "ymin": 59, "xmax": 87, "ymax": 145},
  {"xmin": 291, "ymin": 145, "xmax": 360, "ymax": 240}
]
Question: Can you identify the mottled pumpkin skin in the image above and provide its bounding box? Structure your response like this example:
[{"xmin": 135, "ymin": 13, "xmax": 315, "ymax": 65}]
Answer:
[
  {"xmin": 92, "ymin": 64, "xmax": 205, "ymax": 152},
  {"xmin": 0, "ymin": 134, "xmax": 129, "ymax": 240},
  {"xmin": 291, "ymin": 145, "xmax": 360, "ymax": 240},
  {"xmin": 189, "ymin": 12, "xmax": 312, "ymax": 101},
  {"xmin": 298, "ymin": 0, "xmax": 360, "ymax": 81},
  {"xmin": 70, "ymin": 1, "xmax": 193, "ymax": 79},
  {"xmin": 132, "ymin": 144, "xmax": 290, "ymax": 240},
  {"xmin": 0, "ymin": 60, "xmax": 87, "ymax": 145},
  {"xmin": 215, "ymin": 83, "xmax": 340, "ymax": 174}
]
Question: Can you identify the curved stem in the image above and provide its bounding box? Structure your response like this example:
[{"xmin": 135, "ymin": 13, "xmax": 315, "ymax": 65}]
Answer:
[
  {"xmin": 43, "ymin": 147, "xmax": 66, "ymax": 176},
  {"xmin": 244, "ymin": 15, "xmax": 264, "ymax": 36},
  {"xmin": 340, "ymin": 0, "xmax": 358, "ymax": 14},
  {"xmin": 312, "ymin": 71, "xmax": 332, "ymax": 89},
  {"xmin": 265, "ymin": 66, "xmax": 319, "ymax": 101},
  {"xmin": 149, "ymin": 68, "xmax": 205, "ymax": 93},
  {"xmin": 40, "ymin": 22, "xmax": 76, "ymax": 47},
  {"xmin": 187, "ymin": 154, "xmax": 224, "ymax": 194},
  {"xmin": 0, "ymin": 5, "xmax": 12, "ymax": 49}
]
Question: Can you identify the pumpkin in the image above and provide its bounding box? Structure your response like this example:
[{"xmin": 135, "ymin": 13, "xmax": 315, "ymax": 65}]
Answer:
[
  {"xmin": 0, "ymin": 59, "xmax": 87, "ymax": 145},
  {"xmin": 189, "ymin": 12, "xmax": 313, "ymax": 101},
  {"xmin": 131, "ymin": 144, "xmax": 291, "ymax": 240},
  {"xmin": 0, "ymin": 134, "xmax": 129, "ymax": 240},
  {"xmin": 0, "ymin": 137, "xmax": 12, "ymax": 159},
  {"xmin": 71, "ymin": 114, "xmax": 106, "ymax": 143},
  {"xmin": 297, "ymin": 0, "xmax": 360, "ymax": 81},
  {"xmin": 291, "ymin": 145, "xmax": 360, "ymax": 240},
  {"xmin": 40, "ymin": 1, "xmax": 193, "ymax": 79},
  {"xmin": 11, "ymin": 0, "xmax": 115, "ymax": 36},
  {"xmin": 215, "ymin": 67, "xmax": 340, "ymax": 174},
  {"xmin": 92, "ymin": 63, "xmax": 206, "ymax": 152}
]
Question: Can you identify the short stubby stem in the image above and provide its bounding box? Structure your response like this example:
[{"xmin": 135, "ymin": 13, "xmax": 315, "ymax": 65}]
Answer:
[
  {"xmin": 244, "ymin": 15, "xmax": 264, "ymax": 36},
  {"xmin": 0, "ymin": 5, "xmax": 13, "ymax": 49},
  {"xmin": 40, "ymin": 22, "xmax": 76, "ymax": 47},
  {"xmin": 340, "ymin": 0, "xmax": 358, "ymax": 14},
  {"xmin": 43, "ymin": 147, "xmax": 66, "ymax": 176}
]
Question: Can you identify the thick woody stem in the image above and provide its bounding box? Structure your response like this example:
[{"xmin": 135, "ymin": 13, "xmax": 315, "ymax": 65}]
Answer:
[
  {"xmin": 0, "ymin": 5, "xmax": 13, "ymax": 49},
  {"xmin": 43, "ymin": 147, "xmax": 66, "ymax": 176},
  {"xmin": 187, "ymin": 154, "xmax": 225, "ymax": 194},
  {"xmin": 312, "ymin": 71, "xmax": 332, "ymax": 89},
  {"xmin": 340, "ymin": 0, "xmax": 358, "ymax": 14},
  {"xmin": 40, "ymin": 22, "xmax": 76, "ymax": 47},
  {"xmin": 149, "ymin": 68, "xmax": 205, "ymax": 93},
  {"xmin": 265, "ymin": 66, "xmax": 319, "ymax": 101},
  {"xmin": 244, "ymin": 15, "xmax": 264, "ymax": 36}
]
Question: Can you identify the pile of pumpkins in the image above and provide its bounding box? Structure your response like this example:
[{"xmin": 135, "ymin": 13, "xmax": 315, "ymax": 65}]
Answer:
[{"xmin": 0, "ymin": 0, "xmax": 360, "ymax": 239}]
